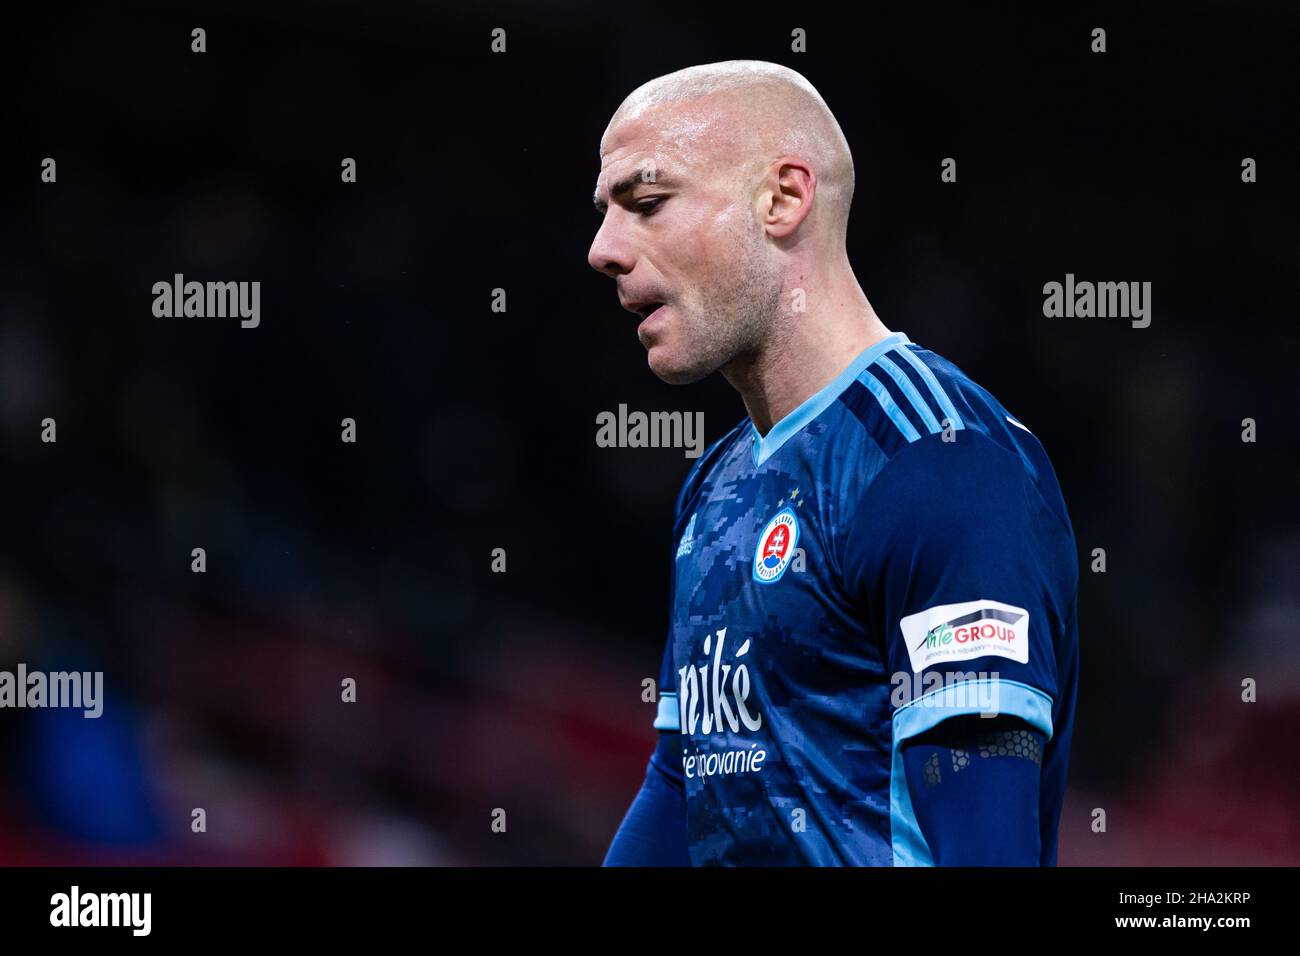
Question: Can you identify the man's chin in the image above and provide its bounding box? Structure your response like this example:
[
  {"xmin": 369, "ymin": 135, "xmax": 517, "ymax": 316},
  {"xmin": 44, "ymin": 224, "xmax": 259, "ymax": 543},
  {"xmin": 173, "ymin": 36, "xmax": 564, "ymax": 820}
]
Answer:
[{"xmin": 646, "ymin": 345, "xmax": 712, "ymax": 385}]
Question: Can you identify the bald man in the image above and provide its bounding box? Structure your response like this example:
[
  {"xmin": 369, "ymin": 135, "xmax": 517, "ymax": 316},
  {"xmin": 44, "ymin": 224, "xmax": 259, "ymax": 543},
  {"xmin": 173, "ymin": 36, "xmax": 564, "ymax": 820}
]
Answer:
[{"xmin": 589, "ymin": 61, "xmax": 1079, "ymax": 866}]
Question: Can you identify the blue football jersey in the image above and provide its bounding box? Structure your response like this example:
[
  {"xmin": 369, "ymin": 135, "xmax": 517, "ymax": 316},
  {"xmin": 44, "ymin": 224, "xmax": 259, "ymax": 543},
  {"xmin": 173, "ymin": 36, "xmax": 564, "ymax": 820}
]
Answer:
[{"xmin": 652, "ymin": 331, "xmax": 1079, "ymax": 865}]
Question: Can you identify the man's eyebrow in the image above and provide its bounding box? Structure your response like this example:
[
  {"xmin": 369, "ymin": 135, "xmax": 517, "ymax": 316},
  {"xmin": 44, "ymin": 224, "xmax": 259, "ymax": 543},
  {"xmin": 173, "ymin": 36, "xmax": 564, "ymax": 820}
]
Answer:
[{"xmin": 592, "ymin": 172, "xmax": 679, "ymax": 211}]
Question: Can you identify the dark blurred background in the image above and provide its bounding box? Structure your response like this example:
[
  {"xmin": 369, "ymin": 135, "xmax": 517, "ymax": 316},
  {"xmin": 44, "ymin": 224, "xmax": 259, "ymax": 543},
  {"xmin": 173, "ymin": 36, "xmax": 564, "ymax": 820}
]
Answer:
[{"xmin": 1, "ymin": 0, "xmax": 1297, "ymax": 864}]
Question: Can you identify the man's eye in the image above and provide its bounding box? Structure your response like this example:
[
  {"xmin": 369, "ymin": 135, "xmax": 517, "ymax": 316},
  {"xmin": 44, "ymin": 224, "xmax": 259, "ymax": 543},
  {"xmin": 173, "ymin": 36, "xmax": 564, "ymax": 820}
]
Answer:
[{"xmin": 637, "ymin": 197, "xmax": 665, "ymax": 215}]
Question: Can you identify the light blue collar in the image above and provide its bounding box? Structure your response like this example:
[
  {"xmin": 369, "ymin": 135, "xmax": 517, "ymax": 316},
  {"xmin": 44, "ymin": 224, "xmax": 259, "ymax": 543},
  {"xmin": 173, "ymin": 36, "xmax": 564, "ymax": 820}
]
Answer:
[{"xmin": 750, "ymin": 332, "xmax": 911, "ymax": 466}]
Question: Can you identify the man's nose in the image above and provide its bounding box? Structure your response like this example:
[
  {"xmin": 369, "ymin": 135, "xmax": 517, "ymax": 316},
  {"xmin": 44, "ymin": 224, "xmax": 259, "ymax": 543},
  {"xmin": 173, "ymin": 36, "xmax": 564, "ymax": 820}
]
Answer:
[{"xmin": 587, "ymin": 211, "xmax": 634, "ymax": 277}]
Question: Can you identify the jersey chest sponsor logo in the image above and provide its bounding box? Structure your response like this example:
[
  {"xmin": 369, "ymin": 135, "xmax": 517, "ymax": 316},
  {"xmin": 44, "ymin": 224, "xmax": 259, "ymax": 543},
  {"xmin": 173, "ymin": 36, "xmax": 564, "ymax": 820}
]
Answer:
[
  {"xmin": 677, "ymin": 627, "xmax": 762, "ymax": 736},
  {"xmin": 752, "ymin": 507, "xmax": 799, "ymax": 583},
  {"xmin": 677, "ymin": 627, "xmax": 768, "ymax": 780},
  {"xmin": 899, "ymin": 599, "xmax": 1030, "ymax": 671}
]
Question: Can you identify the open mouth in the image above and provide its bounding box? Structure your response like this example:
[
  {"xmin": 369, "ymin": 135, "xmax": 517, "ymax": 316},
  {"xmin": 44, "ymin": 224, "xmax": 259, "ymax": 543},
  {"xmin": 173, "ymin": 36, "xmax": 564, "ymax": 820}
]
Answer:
[{"xmin": 636, "ymin": 302, "xmax": 666, "ymax": 321}]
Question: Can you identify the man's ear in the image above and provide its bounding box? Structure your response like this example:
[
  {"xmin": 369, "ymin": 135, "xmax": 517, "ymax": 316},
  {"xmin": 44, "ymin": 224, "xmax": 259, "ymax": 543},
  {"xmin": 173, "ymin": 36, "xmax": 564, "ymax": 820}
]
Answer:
[{"xmin": 757, "ymin": 157, "xmax": 816, "ymax": 239}]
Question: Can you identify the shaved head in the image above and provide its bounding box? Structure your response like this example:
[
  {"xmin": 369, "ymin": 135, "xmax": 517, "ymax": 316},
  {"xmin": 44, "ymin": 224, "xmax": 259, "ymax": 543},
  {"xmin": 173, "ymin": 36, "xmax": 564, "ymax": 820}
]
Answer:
[
  {"xmin": 589, "ymin": 60, "xmax": 862, "ymax": 386},
  {"xmin": 604, "ymin": 60, "xmax": 855, "ymax": 243}
]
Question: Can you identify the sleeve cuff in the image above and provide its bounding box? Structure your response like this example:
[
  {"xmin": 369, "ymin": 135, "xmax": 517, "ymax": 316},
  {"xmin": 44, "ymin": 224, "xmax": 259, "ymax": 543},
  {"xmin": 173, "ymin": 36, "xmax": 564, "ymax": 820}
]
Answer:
[{"xmin": 653, "ymin": 692, "xmax": 680, "ymax": 731}]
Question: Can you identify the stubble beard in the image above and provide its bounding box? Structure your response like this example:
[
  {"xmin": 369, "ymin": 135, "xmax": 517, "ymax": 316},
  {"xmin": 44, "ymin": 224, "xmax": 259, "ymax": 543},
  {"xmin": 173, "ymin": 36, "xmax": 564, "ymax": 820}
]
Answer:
[{"xmin": 655, "ymin": 229, "xmax": 784, "ymax": 385}]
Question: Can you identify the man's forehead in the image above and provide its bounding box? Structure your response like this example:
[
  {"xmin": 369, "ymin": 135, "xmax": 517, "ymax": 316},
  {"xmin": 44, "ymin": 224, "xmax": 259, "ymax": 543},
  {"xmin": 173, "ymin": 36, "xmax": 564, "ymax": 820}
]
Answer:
[
  {"xmin": 599, "ymin": 103, "xmax": 721, "ymax": 177},
  {"xmin": 596, "ymin": 143, "xmax": 681, "ymax": 188},
  {"xmin": 594, "ymin": 138, "xmax": 682, "ymax": 202}
]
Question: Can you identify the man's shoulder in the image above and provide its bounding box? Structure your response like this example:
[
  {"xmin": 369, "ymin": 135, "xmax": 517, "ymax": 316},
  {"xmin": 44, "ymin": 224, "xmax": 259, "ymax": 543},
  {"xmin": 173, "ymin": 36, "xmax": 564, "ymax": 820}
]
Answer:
[
  {"xmin": 840, "ymin": 342, "xmax": 1078, "ymax": 595},
  {"xmin": 843, "ymin": 340, "xmax": 1071, "ymax": 527}
]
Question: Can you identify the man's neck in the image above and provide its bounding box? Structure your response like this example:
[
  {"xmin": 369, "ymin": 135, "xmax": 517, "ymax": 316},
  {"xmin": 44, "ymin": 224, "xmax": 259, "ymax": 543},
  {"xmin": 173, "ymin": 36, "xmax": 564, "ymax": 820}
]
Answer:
[{"xmin": 723, "ymin": 294, "xmax": 892, "ymax": 436}]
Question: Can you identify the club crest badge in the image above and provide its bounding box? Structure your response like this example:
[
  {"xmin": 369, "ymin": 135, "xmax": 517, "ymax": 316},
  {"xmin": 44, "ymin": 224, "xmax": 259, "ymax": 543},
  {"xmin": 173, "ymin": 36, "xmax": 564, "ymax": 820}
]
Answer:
[{"xmin": 753, "ymin": 507, "xmax": 799, "ymax": 584}]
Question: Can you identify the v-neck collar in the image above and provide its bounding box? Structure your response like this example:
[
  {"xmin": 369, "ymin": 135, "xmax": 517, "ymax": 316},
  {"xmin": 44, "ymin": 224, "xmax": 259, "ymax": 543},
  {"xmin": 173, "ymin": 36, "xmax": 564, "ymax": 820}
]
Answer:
[{"xmin": 750, "ymin": 332, "xmax": 912, "ymax": 466}]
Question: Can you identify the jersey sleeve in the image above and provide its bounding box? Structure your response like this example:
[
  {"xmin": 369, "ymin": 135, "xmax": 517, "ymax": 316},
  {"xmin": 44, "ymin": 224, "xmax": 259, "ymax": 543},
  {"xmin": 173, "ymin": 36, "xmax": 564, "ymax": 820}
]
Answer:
[
  {"xmin": 842, "ymin": 430, "xmax": 1073, "ymax": 862},
  {"xmin": 602, "ymin": 729, "xmax": 688, "ymax": 865},
  {"xmin": 845, "ymin": 429, "xmax": 1067, "ymax": 731}
]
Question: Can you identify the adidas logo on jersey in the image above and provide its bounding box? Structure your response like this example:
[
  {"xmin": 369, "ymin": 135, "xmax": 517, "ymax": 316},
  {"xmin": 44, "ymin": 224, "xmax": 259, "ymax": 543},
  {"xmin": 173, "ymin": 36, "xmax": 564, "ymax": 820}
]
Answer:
[{"xmin": 675, "ymin": 512, "xmax": 697, "ymax": 559}]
